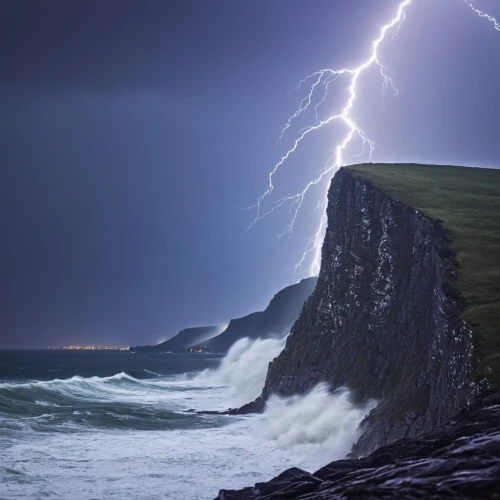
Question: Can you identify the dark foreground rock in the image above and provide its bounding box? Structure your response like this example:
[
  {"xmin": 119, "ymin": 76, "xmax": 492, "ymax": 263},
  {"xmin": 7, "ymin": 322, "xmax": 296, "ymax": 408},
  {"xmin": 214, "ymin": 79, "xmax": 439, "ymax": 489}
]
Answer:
[{"xmin": 216, "ymin": 390, "xmax": 500, "ymax": 499}]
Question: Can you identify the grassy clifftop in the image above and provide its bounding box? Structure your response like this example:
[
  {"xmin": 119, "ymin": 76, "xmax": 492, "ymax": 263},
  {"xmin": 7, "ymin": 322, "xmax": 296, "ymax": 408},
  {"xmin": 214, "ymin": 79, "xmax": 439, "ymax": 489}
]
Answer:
[{"xmin": 346, "ymin": 163, "xmax": 500, "ymax": 386}]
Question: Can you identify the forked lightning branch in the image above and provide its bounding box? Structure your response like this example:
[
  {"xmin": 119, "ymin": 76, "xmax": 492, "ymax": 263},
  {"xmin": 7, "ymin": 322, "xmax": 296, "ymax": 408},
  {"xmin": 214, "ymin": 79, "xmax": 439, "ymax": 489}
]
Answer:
[{"xmin": 246, "ymin": 0, "xmax": 499, "ymax": 277}]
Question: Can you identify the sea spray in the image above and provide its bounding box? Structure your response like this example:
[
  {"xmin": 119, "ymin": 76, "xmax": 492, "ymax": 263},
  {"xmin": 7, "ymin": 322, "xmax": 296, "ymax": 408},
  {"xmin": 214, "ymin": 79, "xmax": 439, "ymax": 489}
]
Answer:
[
  {"xmin": 196, "ymin": 337, "xmax": 376, "ymax": 461},
  {"xmin": 256, "ymin": 383, "xmax": 377, "ymax": 461},
  {"xmin": 2, "ymin": 343, "xmax": 374, "ymax": 462},
  {"xmin": 1, "ymin": 350, "xmax": 376, "ymax": 498},
  {"xmin": 196, "ymin": 336, "xmax": 285, "ymax": 402}
]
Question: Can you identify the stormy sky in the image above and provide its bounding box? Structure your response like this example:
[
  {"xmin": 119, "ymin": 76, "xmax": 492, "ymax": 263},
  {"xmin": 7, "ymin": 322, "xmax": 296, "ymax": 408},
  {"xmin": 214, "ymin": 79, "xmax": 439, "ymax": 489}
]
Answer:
[{"xmin": 2, "ymin": 0, "xmax": 499, "ymax": 348}]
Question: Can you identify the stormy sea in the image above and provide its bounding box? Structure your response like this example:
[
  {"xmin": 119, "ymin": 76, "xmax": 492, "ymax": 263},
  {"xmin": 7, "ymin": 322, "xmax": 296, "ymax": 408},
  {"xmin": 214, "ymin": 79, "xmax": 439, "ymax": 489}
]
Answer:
[{"xmin": 0, "ymin": 340, "xmax": 372, "ymax": 499}]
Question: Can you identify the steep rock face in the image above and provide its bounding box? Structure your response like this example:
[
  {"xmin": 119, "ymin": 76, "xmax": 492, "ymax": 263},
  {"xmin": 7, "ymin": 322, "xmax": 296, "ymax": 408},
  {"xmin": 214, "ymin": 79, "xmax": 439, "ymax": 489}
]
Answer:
[
  {"xmin": 255, "ymin": 168, "xmax": 479, "ymax": 455},
  {"xmin": 190, "ymin": 278, "xmax": 317, "ymax": 353},
  {"xmin": 217, "ymin": 389, "xmax": 500, "ymax": 499}
]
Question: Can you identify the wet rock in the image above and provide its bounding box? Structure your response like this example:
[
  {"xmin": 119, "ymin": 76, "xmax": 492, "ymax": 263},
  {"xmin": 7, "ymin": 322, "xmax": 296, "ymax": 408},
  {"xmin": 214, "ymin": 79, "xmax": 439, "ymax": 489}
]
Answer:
[
  {"xmin": 218, "ymin": 468, "xmax": 321, "ymax": 500},
  {"xmin": 229, "ymin": 398, "xmax": 265, "ymax": 415},
  {"xmin": 216, "ymin": 390, "xmax": 500, "ymax": 499},
  {"xmin": 241, "ymin": 168, "xmax": 482, "ymax": 455}
]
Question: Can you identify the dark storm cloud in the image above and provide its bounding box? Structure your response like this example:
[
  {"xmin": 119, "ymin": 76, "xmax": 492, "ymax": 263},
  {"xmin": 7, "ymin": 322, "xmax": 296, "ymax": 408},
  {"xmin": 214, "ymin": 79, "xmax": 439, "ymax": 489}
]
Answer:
[
  {"xmin": 2, "ymin": 0, "xmax": 214, "ymax": 91},
  {"xmin": 0, "ymin": 0, "xmax": 351, "ymax": 93}
]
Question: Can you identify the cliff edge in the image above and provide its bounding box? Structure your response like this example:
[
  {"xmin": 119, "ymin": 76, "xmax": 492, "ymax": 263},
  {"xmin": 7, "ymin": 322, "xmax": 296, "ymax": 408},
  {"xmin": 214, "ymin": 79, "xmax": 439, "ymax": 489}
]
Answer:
[{"xmin": 246, "ymin": 165, "xmax": 497, "ymax": 456}]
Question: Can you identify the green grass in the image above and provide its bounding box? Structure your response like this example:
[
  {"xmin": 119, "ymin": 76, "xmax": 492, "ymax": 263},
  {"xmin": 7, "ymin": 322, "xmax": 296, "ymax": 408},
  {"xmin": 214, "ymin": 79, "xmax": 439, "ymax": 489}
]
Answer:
[{"xmin": 346, "ymin": 163, "xmax": 500, "ymax": 386}]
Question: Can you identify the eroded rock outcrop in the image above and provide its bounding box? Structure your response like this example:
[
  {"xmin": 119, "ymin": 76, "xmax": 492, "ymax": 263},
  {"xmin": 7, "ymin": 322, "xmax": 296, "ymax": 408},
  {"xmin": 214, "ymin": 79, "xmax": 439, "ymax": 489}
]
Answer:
[{"xmin": 243, "ymin": 168, "xmax": 481, "ymax": 455}]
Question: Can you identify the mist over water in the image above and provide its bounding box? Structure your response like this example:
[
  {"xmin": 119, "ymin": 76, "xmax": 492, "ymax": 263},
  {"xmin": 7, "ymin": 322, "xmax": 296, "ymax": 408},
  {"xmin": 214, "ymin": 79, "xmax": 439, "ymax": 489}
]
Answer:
[
  {"xmin": 198, "ymin": 336, "xmax": 285, "ymax": 402},
  {"xmin": 1, "ymin": 342, "xmax": 373, "ymax": 499}
]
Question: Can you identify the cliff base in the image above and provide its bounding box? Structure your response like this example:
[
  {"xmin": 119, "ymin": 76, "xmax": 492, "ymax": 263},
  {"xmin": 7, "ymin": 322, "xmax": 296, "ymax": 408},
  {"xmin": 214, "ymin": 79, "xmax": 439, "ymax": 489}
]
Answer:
[{"xmin": 216, "ymin": 390, "xmax": 500, "ymax": 499}]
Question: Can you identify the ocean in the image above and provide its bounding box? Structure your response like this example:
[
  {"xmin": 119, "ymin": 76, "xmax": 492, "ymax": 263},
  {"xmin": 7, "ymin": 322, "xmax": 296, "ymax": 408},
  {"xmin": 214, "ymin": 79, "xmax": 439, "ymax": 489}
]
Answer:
[{"xmin": 0, "ymin": 339, "xmax": 372, "ymax": 499}]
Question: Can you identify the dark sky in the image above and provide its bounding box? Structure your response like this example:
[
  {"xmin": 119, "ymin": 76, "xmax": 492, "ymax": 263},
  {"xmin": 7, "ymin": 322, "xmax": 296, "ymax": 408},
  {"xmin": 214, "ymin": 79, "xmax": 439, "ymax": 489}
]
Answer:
[{"xmin": 2, "ymin": 0, "xmax": 499, "ymax": 348}]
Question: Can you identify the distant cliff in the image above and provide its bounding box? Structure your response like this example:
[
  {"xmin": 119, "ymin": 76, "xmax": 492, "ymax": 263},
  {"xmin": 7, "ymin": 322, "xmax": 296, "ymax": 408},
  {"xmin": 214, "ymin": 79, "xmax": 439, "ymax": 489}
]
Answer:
[
  {"xmin": 190, "ymin": 278, "xmax": 317, "ymax": 353},
  {"xmin": 132, "ymin": 277, "xmax": 317, "ymax": 354},
  {"xmin": 131, "ymin": 325, "xmax": 221, "ymax": 353},
  {"xmin": 243, "ymin": 167, "xmax": 483, "ymax": 456}
]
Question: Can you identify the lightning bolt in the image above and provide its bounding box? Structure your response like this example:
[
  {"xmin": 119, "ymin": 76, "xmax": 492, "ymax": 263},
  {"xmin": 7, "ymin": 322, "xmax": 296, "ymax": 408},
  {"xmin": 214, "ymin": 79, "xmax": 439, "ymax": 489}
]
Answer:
[
  {"xmin": 247, "ymin": 0, "xmax": 413, "ymax": 276},
  {"xmin": 465, "ymin": 0, "xmax": 500, "ymax": 31},
  {"xmin": 247, "ymin": 0, "xmax": 497, "ymax": 277}
]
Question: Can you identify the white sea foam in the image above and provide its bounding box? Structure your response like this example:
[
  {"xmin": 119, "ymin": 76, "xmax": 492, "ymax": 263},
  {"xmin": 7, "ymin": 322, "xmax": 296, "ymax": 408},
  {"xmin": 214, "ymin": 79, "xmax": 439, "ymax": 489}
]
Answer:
[
  {"xmin": 257, "ymin": 383, "xmax": 376, "ymax": 462},
  {"xmin": 1, "ymin": 340, "xmax": 376, "ymax": 499},
  {"xmin": 198, "ymin": 337, "xmax": 285, "ymax": 402},
  {"xmin": 143, "ymin": 369, "xmax": 162, "ymax": 377},
  {"xmin": 0, "ymin": 420, "xmax": 304, "ymax": 500},
  {"xmin": 192, "ymin": 337, "xmax": 374, "ymax": 463},
  {"xmin": 35, "ymin": 400, "xmax": 60, "ymax": 407},
  {"xmin": 191, "ymin": 337, "xmax": 374, "ymax": 462}
]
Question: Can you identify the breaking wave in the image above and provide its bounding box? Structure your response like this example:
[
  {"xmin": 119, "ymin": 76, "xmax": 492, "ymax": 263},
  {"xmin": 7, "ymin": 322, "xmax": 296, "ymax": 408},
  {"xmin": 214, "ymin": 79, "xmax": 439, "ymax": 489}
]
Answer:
[
  {"xmin": 257, "ymin": 383, "xmax": 377, "ymax": 461},
  {"xmin": 193, "ymin": 336, "xmax": 375, "ymax": 461},
  {"xmin": 1, "ymin": 339, "xmax": 374, "ymax": 462},
  {"xmin": 0, "ymin": 371, "xmax": 229, "ymax": 432},
  {"xmin": 196, "ymin": 336, "xmax": 286, "ymax": 402}
]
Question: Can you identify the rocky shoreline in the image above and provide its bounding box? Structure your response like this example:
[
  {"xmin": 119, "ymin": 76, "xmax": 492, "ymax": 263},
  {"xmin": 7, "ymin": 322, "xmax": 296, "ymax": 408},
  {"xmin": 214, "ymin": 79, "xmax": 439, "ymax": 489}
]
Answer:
[{"xmin": 216, "ymin": 389, "xmax": 500, "ymax": 499}]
